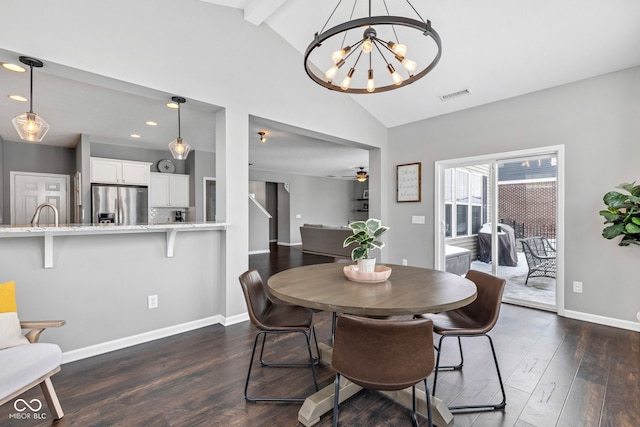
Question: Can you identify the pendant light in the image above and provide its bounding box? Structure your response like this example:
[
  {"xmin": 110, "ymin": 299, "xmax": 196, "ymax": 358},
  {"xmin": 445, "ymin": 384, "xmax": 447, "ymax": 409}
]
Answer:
[
  {"xmin": 12, "ymin": 56, "xmax": 49, "ymax": 142},
  {"xmin": 168, "ymin": 96, "xmax": 191, "ymax": 160}
]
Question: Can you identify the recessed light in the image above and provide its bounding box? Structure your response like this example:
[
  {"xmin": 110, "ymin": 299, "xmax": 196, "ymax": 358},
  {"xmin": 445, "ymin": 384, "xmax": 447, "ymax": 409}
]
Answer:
[
  {"xmin": 8, "ymin": 95, "xmax": 28, "ymax": 102},
  {"xmin": 145, "ymin": 121, "xmax": 157, "ymax": 126},
  {"xmin": 1, "ymin": 62, "xmax": 26, "ymax": 72},
  {"xmin": 130, "ymin": 134, "xmax": 141, "ymax": 138},
  {"xmin": 166, "ymin": 102, "xmax": 179, "ymax": 109}
]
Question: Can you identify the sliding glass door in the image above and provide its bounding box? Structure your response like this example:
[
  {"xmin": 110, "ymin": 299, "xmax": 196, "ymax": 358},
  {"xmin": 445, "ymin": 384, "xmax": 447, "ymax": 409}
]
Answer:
[{"xmin": 435, "ymin": 146, "xmax": 564, "ymax": 312}]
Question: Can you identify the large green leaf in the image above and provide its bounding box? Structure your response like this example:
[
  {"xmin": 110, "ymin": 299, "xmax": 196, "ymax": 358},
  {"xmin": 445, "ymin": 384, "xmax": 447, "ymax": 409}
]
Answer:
[
  {"xmin": 602, "ymin": 223, "xmax": 625, "ymax": 239},
  {"xmin": 632, "ymin": 216, "xmax": 640, "ymax": 226},
  {"xmin": 365, "ymin": 218, "xmax": 382, "ymax": 232},
  {"xmin": 603, "ymin": 191, "xmax": 630, "ymax": 208},
  {"xmin": 599, "ymin": 210, "xmax": 621, "ymax": 222},
  {"xmin": 625, "ymin": 223, "xmax": 640, "ymax": 234}
]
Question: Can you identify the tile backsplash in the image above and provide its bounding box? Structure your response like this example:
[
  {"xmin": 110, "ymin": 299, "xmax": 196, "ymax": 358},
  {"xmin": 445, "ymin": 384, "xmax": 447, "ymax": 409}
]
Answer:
[{"xmin": 150, "ymin": 207, "xmax": 186, "ymax": 224}]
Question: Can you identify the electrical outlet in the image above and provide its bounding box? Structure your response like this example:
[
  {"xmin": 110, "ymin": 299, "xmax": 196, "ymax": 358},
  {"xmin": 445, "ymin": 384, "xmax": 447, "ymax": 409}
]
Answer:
[
  {"xmin": 572, "ymin": 281, "xmax": 583, "ymax": 293},
  {"xmin": 636, "ymin": 311, "xmax": 640, "ymax": 322},
  {"xmin": 148, "ymin": 295, "xmax": 158, "ymax": 309},
  {"xmin": 402, "ymin": 259, "xmax": 408, "ymax": 266}
]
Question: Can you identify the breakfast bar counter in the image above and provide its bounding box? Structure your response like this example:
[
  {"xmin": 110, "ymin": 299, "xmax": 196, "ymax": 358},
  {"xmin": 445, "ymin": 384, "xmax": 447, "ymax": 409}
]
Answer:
[{"xmin": 0, "ymin": 222, "xmax": 229, "ymax": 268}]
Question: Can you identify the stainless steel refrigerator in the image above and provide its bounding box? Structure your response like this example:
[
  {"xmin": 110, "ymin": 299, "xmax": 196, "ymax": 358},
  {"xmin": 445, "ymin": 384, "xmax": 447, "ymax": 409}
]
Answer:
[{"xmin": 91, "ymin": 184, "xmax": 148, "ymax": 225}]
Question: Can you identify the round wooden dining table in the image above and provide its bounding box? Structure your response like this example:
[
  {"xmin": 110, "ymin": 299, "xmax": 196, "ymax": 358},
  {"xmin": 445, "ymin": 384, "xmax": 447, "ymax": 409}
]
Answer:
[
  {"xmin": 267, "ymin": 263, "xmax": 477, "ymax": 316},
  {"xmin": 267, "ymin": 263, "xmax": 477, "ymax": 427}
]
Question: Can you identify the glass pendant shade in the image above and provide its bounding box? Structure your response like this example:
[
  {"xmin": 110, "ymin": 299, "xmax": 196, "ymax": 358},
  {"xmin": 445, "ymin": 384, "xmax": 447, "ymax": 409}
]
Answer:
[
  {"xmin": 168, "ymin": 96, "xmax": 190, "ymax": 160},
  {"xmin": 12, "ymin": 56, "xmax": 49, "ymax": 142},
  {"xmin": 168, "ymin": 137, "xmax": 191, "ymax": 160},
  {"xmin": 12, "ymin": 111, "xmax": 49, "ymax": 142}
]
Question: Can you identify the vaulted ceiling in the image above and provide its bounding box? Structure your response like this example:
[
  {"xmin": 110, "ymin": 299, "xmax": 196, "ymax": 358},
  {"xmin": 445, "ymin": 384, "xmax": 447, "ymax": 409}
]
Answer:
[{"xmin": 1, "ymin": 0, "xmax": 639, "ymax": 179}]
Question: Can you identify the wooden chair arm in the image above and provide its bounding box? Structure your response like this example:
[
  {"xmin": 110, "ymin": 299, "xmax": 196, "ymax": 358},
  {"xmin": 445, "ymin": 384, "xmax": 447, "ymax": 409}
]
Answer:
[{"xmin": 20, "ymin": 320, "xmax": 66, "ymax": 343}]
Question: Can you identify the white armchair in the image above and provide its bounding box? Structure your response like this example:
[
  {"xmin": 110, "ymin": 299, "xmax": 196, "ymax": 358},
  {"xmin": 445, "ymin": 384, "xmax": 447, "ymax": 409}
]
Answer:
[{"xmin": 0, "ymin": 320, "xmax": 66, "ymax": 420}]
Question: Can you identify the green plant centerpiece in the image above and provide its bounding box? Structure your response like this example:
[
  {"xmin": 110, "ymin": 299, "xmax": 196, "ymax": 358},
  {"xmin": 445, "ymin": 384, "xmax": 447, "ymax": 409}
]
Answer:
[
  {"xmin": 343, "ymin": 218, "xmax": 389, "ymax": 272},
  {"xmin": 599, "ymin": 182, "xmax": 640, "ymax": 246}
]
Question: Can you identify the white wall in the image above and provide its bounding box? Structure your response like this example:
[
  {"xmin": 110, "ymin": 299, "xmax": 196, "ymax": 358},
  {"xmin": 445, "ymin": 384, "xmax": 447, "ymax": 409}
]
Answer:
[{"xmin": 387, "ymin": 66, "xmax": 640, "ymax": 326}]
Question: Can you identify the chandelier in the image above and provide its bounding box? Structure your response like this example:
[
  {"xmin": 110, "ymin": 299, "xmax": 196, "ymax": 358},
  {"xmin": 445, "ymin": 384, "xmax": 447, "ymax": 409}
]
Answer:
[{"xmin": 304, "ymin": 0, "xmax": 441, "ymax": 94}]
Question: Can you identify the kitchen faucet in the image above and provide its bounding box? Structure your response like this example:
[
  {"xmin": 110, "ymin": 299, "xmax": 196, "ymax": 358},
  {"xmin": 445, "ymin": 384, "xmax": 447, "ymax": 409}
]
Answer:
[{"xmin": 31, "ymin": 203, "xmax": 59, "ymax": 227}]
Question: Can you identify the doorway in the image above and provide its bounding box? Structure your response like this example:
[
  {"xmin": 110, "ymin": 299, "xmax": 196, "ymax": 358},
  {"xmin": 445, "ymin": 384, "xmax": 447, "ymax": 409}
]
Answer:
[
  {"xmin": 204, "ymin": 177, "xmax": 216, "ymax": 222},
  {"xmin": 10, "ymin": 171, "xmax": 70, "ymax": 225},
  {"xmin": 435, "ymin": 146, "xmax": 564, "ymax": 313}
]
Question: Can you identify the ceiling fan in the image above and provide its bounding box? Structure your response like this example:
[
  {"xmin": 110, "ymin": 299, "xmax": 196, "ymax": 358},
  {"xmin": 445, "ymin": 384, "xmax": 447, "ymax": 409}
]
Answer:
[{"xmin": 343, "ymin": 167, "xmax": 368, "ymax": 182}]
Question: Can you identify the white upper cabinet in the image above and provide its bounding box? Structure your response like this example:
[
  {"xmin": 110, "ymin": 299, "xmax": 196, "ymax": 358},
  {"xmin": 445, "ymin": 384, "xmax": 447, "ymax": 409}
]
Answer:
[
  {"xmin": 90, "ymin": 158, "xmax": 151, "ymax": 185},
  {"xmin": 150, "ymin": 173, "xmax": 189, "ymax": 207}
]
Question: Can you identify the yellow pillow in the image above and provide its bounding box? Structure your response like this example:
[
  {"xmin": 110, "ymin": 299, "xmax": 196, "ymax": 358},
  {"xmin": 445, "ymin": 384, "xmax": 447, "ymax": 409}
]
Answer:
[
  {"xmin": 0, "ymin": 280, "xmax": 29, "ymax": 349},
  {"xmin": 0, "ymin": 280, "xmax": 18, "ymax": 313}
]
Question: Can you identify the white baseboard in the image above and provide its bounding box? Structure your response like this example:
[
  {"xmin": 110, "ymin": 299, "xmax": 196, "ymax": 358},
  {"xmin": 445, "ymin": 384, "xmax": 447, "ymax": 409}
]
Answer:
[
  {"xmin": 223, "ymin": 312, "xmax": 250, "ymax": 326},
  {"xmin": 277, "ymin": 241, "xmax": 302, "ymax": 246},
  {"xmin": 248, "ymin": 249, "xmax": 270, "ymax": 255},
  {"xmin": 61, "ymin": 315, "xmax": 234, "ymax": 364},
  {"xmin": 562, "ymin": 309, "xmax": 640, "ymax": 332}
]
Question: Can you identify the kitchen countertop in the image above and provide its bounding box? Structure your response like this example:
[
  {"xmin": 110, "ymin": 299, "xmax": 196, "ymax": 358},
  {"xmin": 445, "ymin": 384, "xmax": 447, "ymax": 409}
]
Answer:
[
  {"xmin": 0, "ymin": 222, "xmax": 230, "ymax": 268},
  {"xmin": 0, "ymin": 222, "xmax": 229, "ymax": 234}
]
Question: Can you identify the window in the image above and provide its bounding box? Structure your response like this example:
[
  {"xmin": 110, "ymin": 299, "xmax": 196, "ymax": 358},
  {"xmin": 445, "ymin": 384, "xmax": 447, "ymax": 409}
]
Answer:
[{"xmin": 445, "ymin": 168, "xmax": 486, "ymax": 238}]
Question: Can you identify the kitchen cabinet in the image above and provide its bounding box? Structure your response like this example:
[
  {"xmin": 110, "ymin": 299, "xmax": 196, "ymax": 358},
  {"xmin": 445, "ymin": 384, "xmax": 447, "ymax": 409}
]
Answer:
[
  {"xmin": 150, "ymin": 173, "xmax": 190, "ymax": 207},
  {"xmin": 90, "ymin": 157, "xmax": 151, "ymax": 185}
]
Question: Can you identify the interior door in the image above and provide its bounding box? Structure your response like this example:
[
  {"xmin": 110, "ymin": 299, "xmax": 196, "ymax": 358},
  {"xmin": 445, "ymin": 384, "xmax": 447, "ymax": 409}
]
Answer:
[{"xmin": 10, "ymin": 172, "xmax": 69, "ymax": 225}]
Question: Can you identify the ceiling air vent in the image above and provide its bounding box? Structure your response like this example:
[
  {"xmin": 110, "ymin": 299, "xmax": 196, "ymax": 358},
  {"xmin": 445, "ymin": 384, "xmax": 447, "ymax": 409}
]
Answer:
[{"xmin": 439, "ymin": 89, "xmax": 470, "ymax": 102}]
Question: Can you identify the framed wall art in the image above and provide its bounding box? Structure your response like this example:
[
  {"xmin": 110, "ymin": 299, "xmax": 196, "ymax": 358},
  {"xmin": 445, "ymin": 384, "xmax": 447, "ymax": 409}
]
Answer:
[{"xmin": 396, "ymin": 162, "xmax": 421, "ymax": 202}]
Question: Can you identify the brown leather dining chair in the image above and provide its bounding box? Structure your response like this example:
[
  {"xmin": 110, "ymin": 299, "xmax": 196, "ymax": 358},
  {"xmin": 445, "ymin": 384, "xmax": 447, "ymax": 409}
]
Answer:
[
  {"xmin": 238, "ymin": 269, "xmax": 319, "ymax": 402},
  {"xmin": 331, "ymin": 314, "xmax": 435, "ymax": 427},
  {"xmin": 418, "ymin": 269, "xmax": 506, "ymax": 412}
]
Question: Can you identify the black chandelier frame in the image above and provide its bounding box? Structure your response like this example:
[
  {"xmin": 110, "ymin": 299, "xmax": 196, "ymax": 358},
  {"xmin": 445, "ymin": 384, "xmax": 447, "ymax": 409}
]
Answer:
[{"xmin": 304, "ymin": 14, "xmax": 442, "ymax": 94}]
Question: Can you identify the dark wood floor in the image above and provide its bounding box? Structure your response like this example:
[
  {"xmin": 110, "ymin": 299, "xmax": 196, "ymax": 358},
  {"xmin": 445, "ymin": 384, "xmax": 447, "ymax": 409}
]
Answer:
[{"xmin": 2, "ymin": 244, "xmax": 638, "ymax": 426}]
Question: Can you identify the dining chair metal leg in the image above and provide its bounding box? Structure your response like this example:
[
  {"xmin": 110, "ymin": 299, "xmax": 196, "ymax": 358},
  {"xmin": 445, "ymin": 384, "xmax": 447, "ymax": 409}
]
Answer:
[
  {"xmin": 244, "ymin": 329, "xmax": 319, "ymax": 402},
  {"xmin": 433, "ymin": 334, "xmax": 507, "ymax": 411},
  {"xmin": 435, "ymin": 336, "xmax": 464, "ymax": 370},
  {"xmin": 332, "ymin": 373, "xmax": 340, "ymax": 427}
]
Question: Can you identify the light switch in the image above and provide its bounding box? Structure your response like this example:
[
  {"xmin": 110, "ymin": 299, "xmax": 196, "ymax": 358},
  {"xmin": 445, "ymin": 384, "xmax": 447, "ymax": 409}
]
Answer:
[
  {"xmin": 412, "ymin": 215, "xmax": 425, "ymax": 224},
  {"xmin": 296, "ymin": 214, "xmax": 302, "ymax": 219}
]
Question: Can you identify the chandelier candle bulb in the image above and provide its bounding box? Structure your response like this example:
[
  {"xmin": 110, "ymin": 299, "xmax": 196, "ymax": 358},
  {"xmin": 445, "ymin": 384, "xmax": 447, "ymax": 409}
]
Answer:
[
  {"xmin": 325, "ymin": 59, "xmax": 345, "ymax": 81},
  {"xmin": 367, "ymin": 69, "xmax": 375, "ymax": 93},
  {"xmin": 340, "ymin": 68, "xmax": 356, "ymax": 91},
  {"xmin": 387, "ymin": 64, "xmax": 403, "ymax": 85},
  {"xmin": 331, "ymin": 46, "xmax": 351, "ymax": 63}
]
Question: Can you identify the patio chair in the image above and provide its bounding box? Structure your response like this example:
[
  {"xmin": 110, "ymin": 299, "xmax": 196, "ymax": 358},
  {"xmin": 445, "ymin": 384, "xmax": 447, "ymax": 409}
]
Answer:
[{"xmin": 521, "ymin": 237, "xmax": 556, "ymax": 285}]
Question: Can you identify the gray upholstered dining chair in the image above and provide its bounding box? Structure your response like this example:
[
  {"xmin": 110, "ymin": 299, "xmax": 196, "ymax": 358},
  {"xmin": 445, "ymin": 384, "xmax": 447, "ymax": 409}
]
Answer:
[
  {"xmin": 418, "ymin": 269, "xmax": 506, "ymax": 412},
  {"xmin": 331, "ymin": 314, "xmax": 434, "ymax": 427},
  {"xmin": 238, "ymin": 269, "xmax": 319, "ymax": 403}
]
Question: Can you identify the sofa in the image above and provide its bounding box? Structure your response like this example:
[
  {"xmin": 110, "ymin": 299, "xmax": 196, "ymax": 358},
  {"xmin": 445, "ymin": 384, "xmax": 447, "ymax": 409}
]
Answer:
[{"xmin": 300, "ymin": 224, "xmax": 354, "ymax": 258}]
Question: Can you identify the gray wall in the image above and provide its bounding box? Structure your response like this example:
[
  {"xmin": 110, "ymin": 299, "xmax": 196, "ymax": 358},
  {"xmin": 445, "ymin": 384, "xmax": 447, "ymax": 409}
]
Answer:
[
  {"xmin": 0, "ymin": 231, "xmax": 222, "ymax": 352},
  {"xmin": 387, "ymin": 66, "xmax": 640, "ymax": 324},
  {"xmin": 187, "ymin": 150, "xmax": 215, "ymax": 222},
  {"xmin": 250, "ymin": 169, "xmax": 353, "ymax": 244},
  {"xmin": 1, "ymin": 140, "xmax": 76, "ymax": 224},
  {"xmin": 91, "ymin": 142, "xmax": 188, "ymax": 174}
]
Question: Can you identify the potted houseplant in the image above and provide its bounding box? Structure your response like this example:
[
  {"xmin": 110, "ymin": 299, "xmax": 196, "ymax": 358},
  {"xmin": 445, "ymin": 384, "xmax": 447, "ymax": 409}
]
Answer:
[
  {"xmin": 599, "ymin": 181, "xmax": 640, "ymax": 246},
  {"xmin": 343, "ymin": 218, "xmax": 389, "ymax": 272}
]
